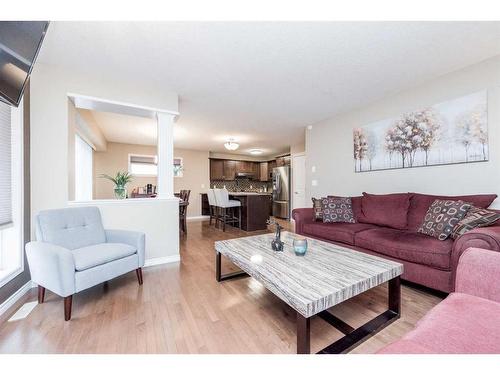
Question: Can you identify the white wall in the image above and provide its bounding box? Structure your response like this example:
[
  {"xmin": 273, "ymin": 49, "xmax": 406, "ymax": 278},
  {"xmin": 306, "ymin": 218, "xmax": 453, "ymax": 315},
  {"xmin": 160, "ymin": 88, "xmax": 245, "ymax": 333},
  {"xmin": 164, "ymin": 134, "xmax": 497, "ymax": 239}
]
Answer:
[
  {"xmin": 306, "ymin": 55, "xmax": 500, "ymax": 208},
  {"xmin": 69, "ymin": 199, "xmax": 180, "ymax": 262},
  {"xmin": 30, "ymin": 63, "xmax": 178, "ymax": 215},
  {"xmin": 29, "ymin": 63, "xmax": 180, "ymax": 260}
]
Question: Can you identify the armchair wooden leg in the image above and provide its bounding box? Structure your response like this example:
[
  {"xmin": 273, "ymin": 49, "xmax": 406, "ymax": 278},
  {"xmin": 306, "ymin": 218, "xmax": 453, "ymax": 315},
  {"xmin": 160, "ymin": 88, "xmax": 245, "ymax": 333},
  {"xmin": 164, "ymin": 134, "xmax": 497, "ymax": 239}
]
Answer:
[
  {"xmin": 38, "ymin": 286, "xmax": 45, "ymax": 304},
  {"xmin": 64, "ymin": 295, "xmax": 73, "ymax": 321},
  {"xmin": 136, "ymin": 267, "xmax": 143, "ymax": 285}
]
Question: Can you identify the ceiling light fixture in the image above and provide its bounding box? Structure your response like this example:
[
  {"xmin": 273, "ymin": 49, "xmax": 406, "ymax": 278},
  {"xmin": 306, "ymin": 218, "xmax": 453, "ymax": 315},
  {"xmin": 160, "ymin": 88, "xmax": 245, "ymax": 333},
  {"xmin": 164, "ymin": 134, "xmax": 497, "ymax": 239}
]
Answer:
[
  {"xmin": 224, "ymin": 138, "xmax": 239, "ymax": 151},
  {"xmin": 249, "ymin": 149, "xmax": 263, "ymax": 155}
]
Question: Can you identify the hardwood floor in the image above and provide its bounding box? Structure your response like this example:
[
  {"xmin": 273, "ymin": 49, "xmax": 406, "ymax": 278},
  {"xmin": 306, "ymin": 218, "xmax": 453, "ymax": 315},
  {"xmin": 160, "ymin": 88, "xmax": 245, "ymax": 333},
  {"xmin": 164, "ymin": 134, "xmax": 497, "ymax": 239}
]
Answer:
[{"xmin": 0, "ymin": 220, "xmax": 443, "ymax": 354}]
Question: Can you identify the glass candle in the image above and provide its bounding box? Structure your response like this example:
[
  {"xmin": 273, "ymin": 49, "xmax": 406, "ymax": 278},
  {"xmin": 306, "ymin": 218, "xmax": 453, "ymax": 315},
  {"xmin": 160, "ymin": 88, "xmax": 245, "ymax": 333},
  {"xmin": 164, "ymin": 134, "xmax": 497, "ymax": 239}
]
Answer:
[{"xmin": 293, "ymin": 238, "xmax": 308, "ymax": 256}]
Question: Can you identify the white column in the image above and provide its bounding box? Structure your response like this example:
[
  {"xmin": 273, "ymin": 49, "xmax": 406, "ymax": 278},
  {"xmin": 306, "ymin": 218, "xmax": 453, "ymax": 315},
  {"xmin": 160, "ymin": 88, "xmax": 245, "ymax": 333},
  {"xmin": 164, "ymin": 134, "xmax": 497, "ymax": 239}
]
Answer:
[{"xmin": 156, "ymin": 112, "xmax": 176, "ymax": 198}]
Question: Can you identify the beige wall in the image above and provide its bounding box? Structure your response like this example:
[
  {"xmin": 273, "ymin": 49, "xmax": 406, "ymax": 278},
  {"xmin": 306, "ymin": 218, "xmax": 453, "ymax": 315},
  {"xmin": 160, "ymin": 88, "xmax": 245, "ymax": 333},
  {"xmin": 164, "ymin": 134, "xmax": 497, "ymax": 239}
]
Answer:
[
  {"xmin": 94, "ymin": 142, "xmax": 157, "ymax": 199},
  {"xmin": 306, "ymin": 55, "xmax": 500, "ymax": 208},
  {"xmin": 174, "ymin": 148, "xmax": 210, "ymax": 217},
  {"xmin": 94, "ymin": 143, "xmax": 209, "ymax": 217}
]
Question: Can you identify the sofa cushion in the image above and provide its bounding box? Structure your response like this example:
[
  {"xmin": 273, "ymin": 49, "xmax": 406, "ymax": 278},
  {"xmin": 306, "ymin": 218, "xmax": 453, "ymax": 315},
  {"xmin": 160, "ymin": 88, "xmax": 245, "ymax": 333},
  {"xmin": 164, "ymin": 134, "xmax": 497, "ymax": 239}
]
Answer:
[
  {"xmin": 72, "ymin": 243, "xmax": 137, "ymax": 271},
  {"xmin": 380, "ymin": 293, "xmax": 500, "ymax": 354},
  {"xmin": 302, "ymin": 222, "xmax": 377, "ymax": 246},
  {"xmin": 418, "ymin": 199, "xmax": 471, "ymax": 240},
  {"xmin": 451, "ymin": 206, "xmax": 500, "ymax": 239},
  {"xmin": 358, "ymin": 192, "xmax": 410, "ymax": 229},
  {"xmin": 36, "ymin": 206, "xmax": 106, "ymax": 250},
  {"xmin": 321, "ymin": 196, "xmax": 356, "ymax": 223},
  {"xmin": 354, "ymin": 227, "xmax": 453, "ymax": 269},
  {"xmin": 311, "ymin": 197, "xmax": 324, "ymax": 221},
  {"xmin": 407, "ymin": 193, "xmax": 497, "ymax": 231}
]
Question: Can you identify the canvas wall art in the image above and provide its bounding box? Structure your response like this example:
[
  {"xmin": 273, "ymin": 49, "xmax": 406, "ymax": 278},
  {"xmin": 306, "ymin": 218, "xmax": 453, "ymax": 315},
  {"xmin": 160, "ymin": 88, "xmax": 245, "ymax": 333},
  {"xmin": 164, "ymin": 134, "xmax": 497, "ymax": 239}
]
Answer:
[{"xmin": 353, "ymin": 91, "xmax": 488, "ymax": 172}]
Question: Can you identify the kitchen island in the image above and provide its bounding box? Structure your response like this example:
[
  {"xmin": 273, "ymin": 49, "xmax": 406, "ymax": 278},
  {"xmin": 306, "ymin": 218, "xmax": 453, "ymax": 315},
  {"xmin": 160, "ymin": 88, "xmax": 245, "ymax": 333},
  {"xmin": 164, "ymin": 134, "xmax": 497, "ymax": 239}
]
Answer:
[{"xmin": 201, "ymin": 192, "xmax": 272, "ymax": 231}]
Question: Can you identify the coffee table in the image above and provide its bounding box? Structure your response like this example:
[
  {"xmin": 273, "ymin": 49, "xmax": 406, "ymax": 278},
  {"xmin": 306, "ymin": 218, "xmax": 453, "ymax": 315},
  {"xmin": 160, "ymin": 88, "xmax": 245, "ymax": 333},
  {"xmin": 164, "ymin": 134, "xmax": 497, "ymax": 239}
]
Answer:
[{"xmin": 215, "ymin": 231, "xmax": 403, "ymax": 354}]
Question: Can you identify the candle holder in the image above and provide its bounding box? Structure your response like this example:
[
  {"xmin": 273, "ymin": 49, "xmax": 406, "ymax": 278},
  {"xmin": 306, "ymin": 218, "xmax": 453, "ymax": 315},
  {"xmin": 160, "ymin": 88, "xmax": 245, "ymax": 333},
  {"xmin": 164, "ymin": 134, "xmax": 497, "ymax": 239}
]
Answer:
[{"xmin": 293, "ymin": 238, "xmax": 308, "ymax": 256}]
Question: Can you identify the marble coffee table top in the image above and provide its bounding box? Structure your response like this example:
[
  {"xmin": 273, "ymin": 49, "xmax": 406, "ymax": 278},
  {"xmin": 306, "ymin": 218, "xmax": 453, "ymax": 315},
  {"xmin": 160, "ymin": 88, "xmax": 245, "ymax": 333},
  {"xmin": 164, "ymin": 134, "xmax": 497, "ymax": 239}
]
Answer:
[{"xmin": 215, "ymin": 231, "xmax": 403, "ymax": 317}]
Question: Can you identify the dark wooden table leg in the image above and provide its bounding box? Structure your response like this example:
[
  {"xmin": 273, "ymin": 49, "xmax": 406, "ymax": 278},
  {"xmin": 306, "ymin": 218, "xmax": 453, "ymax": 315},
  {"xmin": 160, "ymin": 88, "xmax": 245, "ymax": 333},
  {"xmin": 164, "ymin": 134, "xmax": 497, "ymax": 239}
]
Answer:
[
  {"xmin": 216, "ymin": 251, "xmax": 222, "ymax": 282},
  {"xmin": 388, "ymin": 276, "xmax": 401, "ymax": 315},
  {"xmin": 297, "ymin": 312, "xmax": 311, "ymax": 354}
]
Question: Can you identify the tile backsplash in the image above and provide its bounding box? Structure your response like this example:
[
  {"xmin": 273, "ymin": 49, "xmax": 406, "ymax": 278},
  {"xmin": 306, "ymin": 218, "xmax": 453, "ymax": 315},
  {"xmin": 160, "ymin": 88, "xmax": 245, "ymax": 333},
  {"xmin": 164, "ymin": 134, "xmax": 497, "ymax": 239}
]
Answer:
[{"xmin": 211, "ymin": 179, "xmax": 272, "ymax": 192}]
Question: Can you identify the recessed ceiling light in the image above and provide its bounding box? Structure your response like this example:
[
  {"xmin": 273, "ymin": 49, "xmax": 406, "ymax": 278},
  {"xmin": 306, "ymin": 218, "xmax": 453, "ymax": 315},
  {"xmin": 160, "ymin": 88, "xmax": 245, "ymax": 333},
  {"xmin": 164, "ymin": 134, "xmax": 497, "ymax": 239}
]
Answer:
[
  {"xmin": 224, "ymin": 138, "xmax": 239, "ymax": 151},
  {"xmin": 249, "ymin": 149, "xmax": 263, "ymax": 155}
]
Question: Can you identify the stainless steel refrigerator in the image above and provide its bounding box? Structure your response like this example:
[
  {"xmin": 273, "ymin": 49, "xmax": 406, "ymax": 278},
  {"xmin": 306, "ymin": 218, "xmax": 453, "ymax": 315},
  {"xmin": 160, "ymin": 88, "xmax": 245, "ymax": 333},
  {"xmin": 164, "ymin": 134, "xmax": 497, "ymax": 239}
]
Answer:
[{"xmin": 272, "ymin": 166, "xmax": 291, "ymax": 219}]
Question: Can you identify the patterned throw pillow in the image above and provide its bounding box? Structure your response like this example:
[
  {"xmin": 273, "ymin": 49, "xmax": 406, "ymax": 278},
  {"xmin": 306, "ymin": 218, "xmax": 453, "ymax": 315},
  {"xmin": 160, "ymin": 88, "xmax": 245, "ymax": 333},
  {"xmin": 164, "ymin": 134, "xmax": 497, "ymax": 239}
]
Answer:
[
  {"xmin": 321, "ymin": 196, "xmax": 356, "ymax": 223},
  {"xmin": 451, "ymin": 206, "xmax": 500, "ymax": 239},
  {"xmin": 312, "ymin": 197, "xmax": 324, "ymax": 221},
  {"xmin": 418, "ymin": 199, "xmax": 471, "ymax": 240}
]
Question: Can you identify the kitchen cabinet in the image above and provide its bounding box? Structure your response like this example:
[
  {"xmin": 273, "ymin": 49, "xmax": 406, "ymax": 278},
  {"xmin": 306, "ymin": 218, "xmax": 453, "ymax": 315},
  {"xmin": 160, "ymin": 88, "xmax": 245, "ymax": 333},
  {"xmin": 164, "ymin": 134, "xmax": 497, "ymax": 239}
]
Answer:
[
  {"xmin": 210, "ymin": 158, "xmax": 278, "ymax": 181},
  {"xmin": 259, "ymin": 162, "xmax": 268, "ymax": 182},
  {"xmin": 223, "ymin": 160, "xmax": 237, "ymax": 180},
  {"xmin": 210, "ymin": 159, "xmax": 224, "ymax": 180},
  {"xmin": 252, "ymin": 162, "xmax": 260, "ymax": 180},
  {"xmin": 235, "ymin": 160, "xmax": 253, "ymax": 174}
]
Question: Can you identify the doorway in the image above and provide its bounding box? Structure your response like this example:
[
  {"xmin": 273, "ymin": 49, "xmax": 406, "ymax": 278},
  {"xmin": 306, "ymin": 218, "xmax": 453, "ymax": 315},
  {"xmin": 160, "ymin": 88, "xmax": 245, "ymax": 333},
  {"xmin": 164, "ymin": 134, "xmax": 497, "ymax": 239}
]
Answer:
[{"xmin": 292, "ymin": 153, "xmax": 306, "ymax": 211}]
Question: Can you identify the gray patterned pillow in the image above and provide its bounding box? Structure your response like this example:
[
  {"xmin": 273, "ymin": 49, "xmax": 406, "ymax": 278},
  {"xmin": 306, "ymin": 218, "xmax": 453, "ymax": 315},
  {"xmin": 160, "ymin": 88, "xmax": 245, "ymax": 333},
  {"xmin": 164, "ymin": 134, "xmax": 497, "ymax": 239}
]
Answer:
[
  {"xmin": 321, "ymin": 196, "xmax": 356, "ymax": 223},
  {"xmin": 418, "ymin": 199, "xmax": 471, "ymax": 240},
  {"xmin": 312, "ymin": 197, "xmax": 324, "ymax": 221},
  {"xmin": 451, "ymin": 206, "xmax": 500, "ymax": 239}
]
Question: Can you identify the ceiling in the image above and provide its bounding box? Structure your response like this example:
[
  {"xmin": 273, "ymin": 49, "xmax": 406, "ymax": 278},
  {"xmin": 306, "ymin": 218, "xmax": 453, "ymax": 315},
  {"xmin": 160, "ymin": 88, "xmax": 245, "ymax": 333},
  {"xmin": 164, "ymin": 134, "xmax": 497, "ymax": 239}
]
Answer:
[
  {"xmin": 39, "ymin": 22, "xmax": 500, "ymax": 156},
  {"xmin": 78, "ymin": 109, "xmax": 158, "ymax": 146}
]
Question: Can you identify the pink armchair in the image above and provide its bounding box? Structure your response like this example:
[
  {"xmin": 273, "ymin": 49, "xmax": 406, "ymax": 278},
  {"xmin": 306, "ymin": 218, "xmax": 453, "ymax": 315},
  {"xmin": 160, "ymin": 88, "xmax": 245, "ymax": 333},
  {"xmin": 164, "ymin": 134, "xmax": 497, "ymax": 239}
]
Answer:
[{"xmin": 378, "ymin": 248, "xmax": 500, "ymax": 354}]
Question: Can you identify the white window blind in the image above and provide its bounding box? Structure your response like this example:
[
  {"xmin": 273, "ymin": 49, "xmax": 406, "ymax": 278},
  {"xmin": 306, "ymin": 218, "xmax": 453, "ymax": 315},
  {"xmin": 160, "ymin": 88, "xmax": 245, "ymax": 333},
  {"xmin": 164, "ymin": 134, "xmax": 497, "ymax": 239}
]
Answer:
[
  {"xmin": 129, "ymin": 154, "xmax": 157, "ymax": 176},
  {"xmin": 0, "ymin": 102, "xmax": 12, "ymax": 227},
  {"xmin": 75, "ymin": 134, "xmax": 93, "ymax": 201}
]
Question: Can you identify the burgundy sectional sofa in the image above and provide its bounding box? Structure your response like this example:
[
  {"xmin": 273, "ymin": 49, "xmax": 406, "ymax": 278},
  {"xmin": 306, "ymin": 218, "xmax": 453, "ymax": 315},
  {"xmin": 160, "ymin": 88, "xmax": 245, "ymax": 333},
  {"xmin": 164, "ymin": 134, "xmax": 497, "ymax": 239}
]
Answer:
[
  {"xmin": 379, "ymin": 248, "xmax": 500, "ymax": 353},
  {"xmin": 292, "ymin": 192, "xmax": 499, "ymax": 293}
]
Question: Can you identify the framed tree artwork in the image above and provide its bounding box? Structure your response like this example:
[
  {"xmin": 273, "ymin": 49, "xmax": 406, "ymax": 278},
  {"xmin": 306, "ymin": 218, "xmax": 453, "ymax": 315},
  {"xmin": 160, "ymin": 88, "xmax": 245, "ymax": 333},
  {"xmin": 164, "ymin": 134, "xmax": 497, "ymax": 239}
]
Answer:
[{"xmin": 353, "ymin": 91, "xmax": 488, "ymax": 172}]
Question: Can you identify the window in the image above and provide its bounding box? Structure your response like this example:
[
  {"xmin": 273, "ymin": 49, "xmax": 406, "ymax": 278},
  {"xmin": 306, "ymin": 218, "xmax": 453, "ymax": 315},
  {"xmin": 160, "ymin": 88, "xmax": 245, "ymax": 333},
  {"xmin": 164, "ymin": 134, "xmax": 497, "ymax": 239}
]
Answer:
[
  {"xmin": 74, "ymin": 134, "xmax": 93, "ymax": 201},
  {"xmin": 129, "ymin": 154, "xmax": 158, "ymax": 176},
  {"xmin": 128, "ymin": 154, "xmax": 182, "ymax": 177},
  {"xmin": 0, "ymin": 100, "xmax": 24, "ymax": 287},
  {"xmin": 174, "ymin": 157, "xmax": 183, "ymax": 177}
]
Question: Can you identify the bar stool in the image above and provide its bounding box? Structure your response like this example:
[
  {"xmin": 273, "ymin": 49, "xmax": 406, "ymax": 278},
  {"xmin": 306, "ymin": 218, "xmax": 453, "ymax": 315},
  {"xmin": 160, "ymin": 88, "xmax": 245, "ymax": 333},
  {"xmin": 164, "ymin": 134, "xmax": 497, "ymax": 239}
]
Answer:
[
  {"xmin": 207, "ymin": 189, "xmax": 219, "ymax": 226},
  {"xmin": 214, "ymin": 189, "xmax": 241, "ymax": 232}
]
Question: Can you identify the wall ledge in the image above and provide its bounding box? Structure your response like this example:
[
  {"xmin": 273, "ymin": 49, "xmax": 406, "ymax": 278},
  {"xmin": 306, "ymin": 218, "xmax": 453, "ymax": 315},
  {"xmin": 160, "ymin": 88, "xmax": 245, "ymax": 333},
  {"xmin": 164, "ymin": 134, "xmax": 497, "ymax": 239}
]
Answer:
[{"xmin": 68, "ymin": 197, "xmax": 180, "ymax": 205}]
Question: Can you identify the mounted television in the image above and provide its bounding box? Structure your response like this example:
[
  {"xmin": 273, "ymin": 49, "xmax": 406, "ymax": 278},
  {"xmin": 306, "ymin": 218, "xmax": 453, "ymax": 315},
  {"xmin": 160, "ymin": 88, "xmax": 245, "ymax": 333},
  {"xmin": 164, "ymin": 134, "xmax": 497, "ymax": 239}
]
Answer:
[{"xmin": 0, "ymin": 21, "xmax": 49, "ymax": 107}]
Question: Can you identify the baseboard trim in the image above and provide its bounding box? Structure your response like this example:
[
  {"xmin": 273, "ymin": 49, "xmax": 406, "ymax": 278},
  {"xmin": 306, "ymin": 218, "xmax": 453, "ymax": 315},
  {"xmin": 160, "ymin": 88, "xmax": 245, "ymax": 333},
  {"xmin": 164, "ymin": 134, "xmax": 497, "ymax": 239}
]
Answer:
[
  {"xmin": 144, "ymin": 255, "xmax": 180, "ymax": 268},
  {"xmin": 187, "ymin": 215, "xmax": 210, "ymax": 221},
  {"xmin": 0, "ymin": 281, "xmax": 34, "ymax": 319}
]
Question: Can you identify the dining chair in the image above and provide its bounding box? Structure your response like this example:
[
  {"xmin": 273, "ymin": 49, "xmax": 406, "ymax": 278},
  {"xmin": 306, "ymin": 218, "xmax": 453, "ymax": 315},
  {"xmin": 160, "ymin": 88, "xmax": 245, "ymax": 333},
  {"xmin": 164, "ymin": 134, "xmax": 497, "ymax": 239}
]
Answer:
[
  {"xmin": 207, "ymin": 189, "xmax": 219, "ymax": 226},
  {"xmin": 179, "ymin": 190, "xmax": 191, "ymax": 235},
  {"xmin": 213, "ymin": 189, "xmax": 241, "ymax": 232}
]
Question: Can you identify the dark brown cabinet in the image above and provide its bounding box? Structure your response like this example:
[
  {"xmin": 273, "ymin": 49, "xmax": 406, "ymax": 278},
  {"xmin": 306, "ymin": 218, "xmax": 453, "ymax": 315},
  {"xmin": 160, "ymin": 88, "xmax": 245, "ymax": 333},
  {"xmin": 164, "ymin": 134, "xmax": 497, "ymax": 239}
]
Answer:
[
  {"xmin": 210, "ymin": 159, "xmax": 224, "ymax": 180},
  {"xmin": 235, "ymin": 161, "xmax": 253, "ymax": 174},
  {"xmin": 259, "ymin": 162, "xmax": 268, "ymax": 182},
  {"xmin": 210, "ymin": 157, "xmax": 288, "ymax": 181},
  {"xmin": 223, "ymin": 160, "xmax": 237, "ymax": 180}
]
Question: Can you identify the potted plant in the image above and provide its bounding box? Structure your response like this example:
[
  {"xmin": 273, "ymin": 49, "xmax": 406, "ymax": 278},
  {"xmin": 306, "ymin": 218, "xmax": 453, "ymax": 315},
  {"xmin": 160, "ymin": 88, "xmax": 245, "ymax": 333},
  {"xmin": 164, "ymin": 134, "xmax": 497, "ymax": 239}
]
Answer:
[{"xmin": 100, "ymin": 171, "xmax": 133, "ymax": 199}]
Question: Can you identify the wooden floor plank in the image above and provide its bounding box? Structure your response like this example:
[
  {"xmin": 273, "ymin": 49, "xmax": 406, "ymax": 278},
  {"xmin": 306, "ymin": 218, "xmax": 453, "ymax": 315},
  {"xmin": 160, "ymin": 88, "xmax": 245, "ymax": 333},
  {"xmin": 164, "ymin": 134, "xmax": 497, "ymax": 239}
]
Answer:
[{"xmin": 0, "ymin": 220, "xmax": 443, "ymax": 353}]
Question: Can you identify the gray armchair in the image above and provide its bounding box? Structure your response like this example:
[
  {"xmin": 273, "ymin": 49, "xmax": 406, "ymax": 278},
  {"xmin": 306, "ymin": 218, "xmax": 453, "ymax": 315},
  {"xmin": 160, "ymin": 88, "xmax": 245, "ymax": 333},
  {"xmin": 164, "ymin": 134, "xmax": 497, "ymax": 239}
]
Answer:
[{"xmin": 26, "ymin": 206, "xmax": 145, "ymax": 320}]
